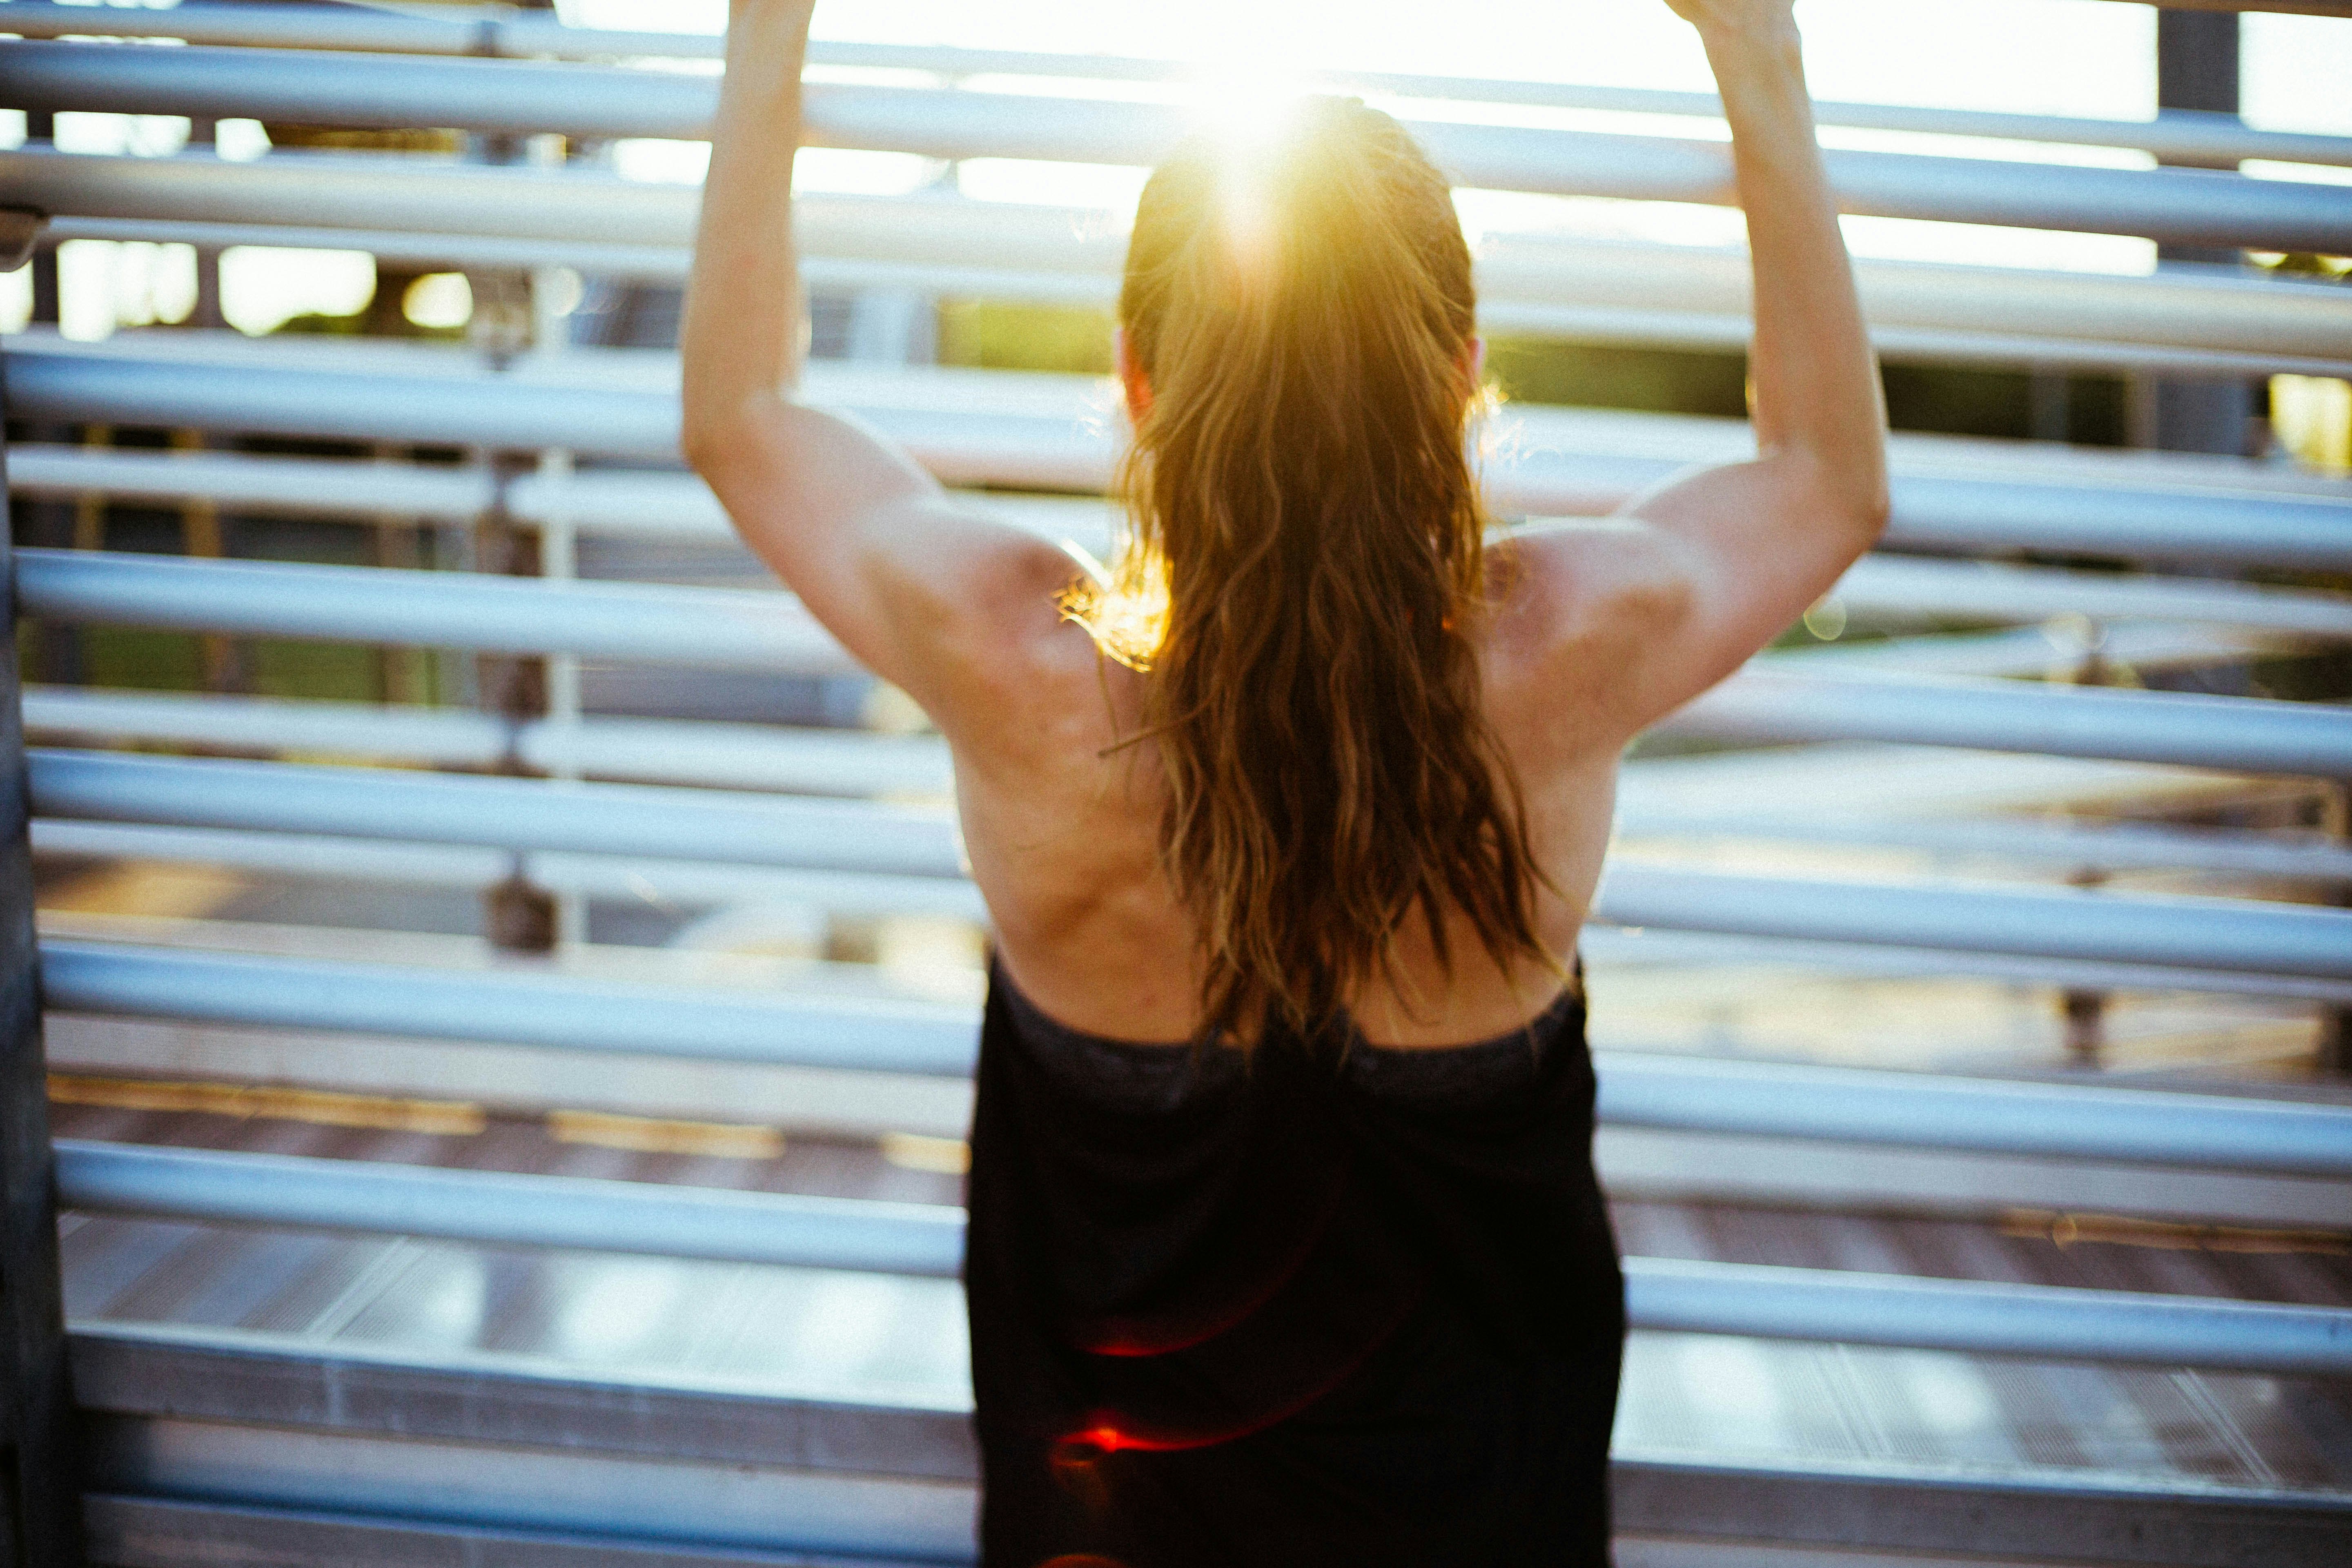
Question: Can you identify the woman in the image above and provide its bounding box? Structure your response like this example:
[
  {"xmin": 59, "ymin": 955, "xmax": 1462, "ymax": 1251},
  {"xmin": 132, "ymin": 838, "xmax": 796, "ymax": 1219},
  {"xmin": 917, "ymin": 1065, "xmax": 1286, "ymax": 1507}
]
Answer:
[{"xmin": 684, "ymin": 1, "xmax": 1886, "ymax": 1561}]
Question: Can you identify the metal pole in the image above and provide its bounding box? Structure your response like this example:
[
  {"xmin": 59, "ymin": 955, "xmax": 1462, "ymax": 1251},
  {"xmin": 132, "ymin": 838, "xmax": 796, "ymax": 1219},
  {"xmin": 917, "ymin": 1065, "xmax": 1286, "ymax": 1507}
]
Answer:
[
  {"xmin": 48, "ymin": 1138, "xmax": 2352, "ymax": 1376},
  {"xmin": 14, "ymin": 116, "xmax": 78, "ymax": 696},
  {"xmin": 468, "ymin": 64, "xmax": 564, "ymax": 956},
  {"xmin": 0, "ymin": 339, "xmax": 81, "ymax": 1564},
  {"xmin": 2147, "ymin": 9, "xmax": 2255, "ymax": 456},
  {"xmin": 9, "ymin": 46, "xmax": 2352, "ymax": 254}
]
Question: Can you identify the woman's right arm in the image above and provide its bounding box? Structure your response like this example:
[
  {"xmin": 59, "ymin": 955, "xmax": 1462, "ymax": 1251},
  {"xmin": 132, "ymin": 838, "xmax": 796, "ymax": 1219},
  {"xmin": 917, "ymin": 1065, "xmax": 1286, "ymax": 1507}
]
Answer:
[
  {"xmin": 1515, "ymin": 0, "xmax": 1889, "ymax": 737},
  {"xmin": 681, "ymin": 0, "xmax": 1069, "ymax": 724}
]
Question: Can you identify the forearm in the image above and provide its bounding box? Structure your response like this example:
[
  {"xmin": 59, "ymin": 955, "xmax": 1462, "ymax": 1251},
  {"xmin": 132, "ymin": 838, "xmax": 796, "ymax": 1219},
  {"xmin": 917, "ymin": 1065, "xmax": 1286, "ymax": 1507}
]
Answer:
[
  {"xmin": 1702, "ymin": 16, "xmax": 1887, "ymax": 528},
  {"xmin": 681, "ymin": 0, "xmax": 815, "ymax": 461}
]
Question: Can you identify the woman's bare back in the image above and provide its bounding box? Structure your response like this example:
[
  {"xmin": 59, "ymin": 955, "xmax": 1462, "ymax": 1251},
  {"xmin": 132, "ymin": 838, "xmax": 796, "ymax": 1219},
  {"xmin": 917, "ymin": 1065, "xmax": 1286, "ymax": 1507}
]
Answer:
[{"xmin": 954, "ymin": 531, "xmax": 1644, "ymax": 1050}]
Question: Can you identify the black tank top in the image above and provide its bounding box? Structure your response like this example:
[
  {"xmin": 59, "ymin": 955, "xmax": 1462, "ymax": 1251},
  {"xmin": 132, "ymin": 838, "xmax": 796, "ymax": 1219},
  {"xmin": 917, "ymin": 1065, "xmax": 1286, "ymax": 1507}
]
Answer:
[{"xmin": 964, "ymin": 963, "xmax": 1623, "ymax": 1567}]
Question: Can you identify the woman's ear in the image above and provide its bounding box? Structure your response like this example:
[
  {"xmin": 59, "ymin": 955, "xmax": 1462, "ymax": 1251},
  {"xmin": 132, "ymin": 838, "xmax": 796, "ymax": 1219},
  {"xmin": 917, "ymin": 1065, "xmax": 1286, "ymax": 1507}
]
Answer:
[
  {"xmin": 1116, "ymin": 327, "xmax": 1154, "ymax": 423},
  {"xmin": 1464, "ymin": 335, "xmax": 1488, "ymax": 388}
]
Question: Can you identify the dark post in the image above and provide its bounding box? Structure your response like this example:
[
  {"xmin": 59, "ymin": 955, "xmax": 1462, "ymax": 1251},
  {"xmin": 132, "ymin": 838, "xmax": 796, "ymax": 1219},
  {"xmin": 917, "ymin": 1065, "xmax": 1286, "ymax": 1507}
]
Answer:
[
  {"xmin": 2148, "ymin": 9, "xmax": 2251, "ymax": 455},
  {"xmin": 17, "ymin": 113, "xmax": 77, "ymax": 691},
  {"xmin": 465, "ymin": 21, "xmax": 562, "ymax": 955},
  {"xmin": 0, "ymin": 351, "xmax": 82, "ymax": 1557}
]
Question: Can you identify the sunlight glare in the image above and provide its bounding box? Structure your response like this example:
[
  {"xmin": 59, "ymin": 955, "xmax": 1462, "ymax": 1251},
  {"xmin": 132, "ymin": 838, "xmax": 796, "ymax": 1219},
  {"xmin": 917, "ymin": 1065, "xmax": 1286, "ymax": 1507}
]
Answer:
[{"xmin": 1192, "ymin": 62, "xmax": 1310, "ymax": 155}]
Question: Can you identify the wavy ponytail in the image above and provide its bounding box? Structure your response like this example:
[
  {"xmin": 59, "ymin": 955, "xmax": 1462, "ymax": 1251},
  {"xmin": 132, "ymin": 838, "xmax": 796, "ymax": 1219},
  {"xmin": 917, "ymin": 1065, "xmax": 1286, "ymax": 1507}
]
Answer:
[{"xmin": 1062, "ymin": 97, "xmax": 1557, "ymax": 1042}]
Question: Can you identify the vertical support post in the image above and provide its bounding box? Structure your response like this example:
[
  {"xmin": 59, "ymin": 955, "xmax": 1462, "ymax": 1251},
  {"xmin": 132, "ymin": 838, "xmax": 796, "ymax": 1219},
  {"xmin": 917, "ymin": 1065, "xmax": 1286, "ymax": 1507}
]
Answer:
[
  {"xmin": 463, "ymin": 40, "xmax": 563, "ymax": 955},
  {"xmin": 18, "ymin": 113, "xmax": 78, "ymax": 693},
  {"xmin": 2147, "ymin": 9, "xmax": 2251, "ymax": 456},
  {"xmin": 23, "ymin": 115, "xmax": 56, "ymax": 337},
  {"xmin": 2321, "ymin": 784, "xmax": 2352, "ymax": 1077},
  {"xmin": 0, "ymin": 350, "xmax": 83, "ymax": 1562},
  {"xmin": 183, "ymin": 118, "xmax": 224, "ymax": 333},
  {"xmin": 2058, "ymin": 621, "xmax": 2113, "ymax": 1069}
]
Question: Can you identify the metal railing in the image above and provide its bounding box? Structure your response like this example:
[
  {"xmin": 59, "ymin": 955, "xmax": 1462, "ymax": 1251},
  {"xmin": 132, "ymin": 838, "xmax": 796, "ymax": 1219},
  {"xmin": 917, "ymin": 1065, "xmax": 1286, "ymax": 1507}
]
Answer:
[
  {"xmin": 11, "ymin": 448, "xmax": 2352, "ymax": 634},
  {"xmin": 8, "ymin": 0, "xmax": 2352, "ymax": 169},
  {"xmin": 8, "ymin": 40, "xmax": 2352, "ymax": 253},
  {"xmin": 30, "ymin": 751, "xmax": 2352, "ymax": 978},
  {"xmin": 12, "ymin": 347, "xmax": 2352, "ymax": 569},
  {"xmin": 15, "ymin": 149, "xmax": 2352, "ymax": 377},
  {"xmin": 13, "ymin": 445, "xmax": 2352, "ymax": 637},
  {"xmin": 22, "ymin": 550, "xmax": 2351, "ymax": 778},
  {"xmin": 41, "ymin": 939, "xmax": 2352, "ymax": 1177},
  {"xmin": 27, "ymin": 685, "xmax": 2352, "ymax": 884},
  {"xmin": 37, "ymin": 818, "xmax": 2352, "ymax": 1003},
  {"xmin": 51, "ymin": 1139, "xmax": 2352, "ymax": 1376}
]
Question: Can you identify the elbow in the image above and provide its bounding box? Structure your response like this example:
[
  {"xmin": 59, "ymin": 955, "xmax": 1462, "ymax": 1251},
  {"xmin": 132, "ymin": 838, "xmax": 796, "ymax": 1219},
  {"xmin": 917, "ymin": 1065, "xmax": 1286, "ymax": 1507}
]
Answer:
[
  {"xmin": 680, "ymin": 419, "xmax": 725, "ymax": 481},
  {"xmin": 1851, "ymin": 472, "xmax": 1892, "ymax": 544},
  {"xmin": 677, "ymin": 392, "xmax": 728, "ymax": 477},
  {"xmin": 679, "ymin": 392, "xmax": 757, "ymax": 483},
  {"xmin": 1790, "ymin": 445, "xmax": 1890, "ymax": 549}
]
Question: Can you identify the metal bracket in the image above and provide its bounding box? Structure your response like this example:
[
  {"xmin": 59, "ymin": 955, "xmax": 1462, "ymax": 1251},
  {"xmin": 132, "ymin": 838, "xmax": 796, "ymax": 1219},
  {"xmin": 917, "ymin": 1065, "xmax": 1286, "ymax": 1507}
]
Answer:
[{"xmin": 0, "ymin": 207, "xmax": 50, "ymax": 273}]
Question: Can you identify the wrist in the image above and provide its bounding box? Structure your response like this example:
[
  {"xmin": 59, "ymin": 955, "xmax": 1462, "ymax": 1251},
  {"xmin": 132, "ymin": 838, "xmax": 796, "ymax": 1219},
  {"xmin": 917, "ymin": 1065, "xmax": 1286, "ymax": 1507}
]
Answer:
[
  {"xmin": 1697, "ymin": 16, "xmax": 1804, "ymax": 72},
  {"xmin": 729, "ymin": 0, "xmax": 817, "ymax": 34}
]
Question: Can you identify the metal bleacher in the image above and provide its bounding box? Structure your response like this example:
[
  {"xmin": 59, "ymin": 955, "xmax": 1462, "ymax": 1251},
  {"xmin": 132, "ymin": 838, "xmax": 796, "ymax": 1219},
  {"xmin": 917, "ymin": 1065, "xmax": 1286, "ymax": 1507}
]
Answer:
[{"xmin": 1, "ymin": 1, "xmax": 2350, "ymax": 1564}]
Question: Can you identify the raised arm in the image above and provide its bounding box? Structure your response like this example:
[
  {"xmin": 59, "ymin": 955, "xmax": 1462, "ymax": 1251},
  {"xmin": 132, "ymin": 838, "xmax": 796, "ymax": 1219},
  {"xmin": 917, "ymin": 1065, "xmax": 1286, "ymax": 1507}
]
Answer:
[
  {"xmin": 1512, "ymin": 0, "xmax": 1888, "ymax": 738},
  {"xmin": 681, "ymin": 0, "xmax": 1068, "ymax": 719}
]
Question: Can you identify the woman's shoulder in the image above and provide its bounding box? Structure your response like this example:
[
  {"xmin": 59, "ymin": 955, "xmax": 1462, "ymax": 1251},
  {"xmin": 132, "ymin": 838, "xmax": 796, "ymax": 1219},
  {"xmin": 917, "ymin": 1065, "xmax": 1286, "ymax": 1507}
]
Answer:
[
  {"xmin": 1484, "ymin": 520, "xmax": 1698, "ymax": 696},
  {"xmin": 879, "ymin": 519, "xmax": 1107, "ymax": 743}
]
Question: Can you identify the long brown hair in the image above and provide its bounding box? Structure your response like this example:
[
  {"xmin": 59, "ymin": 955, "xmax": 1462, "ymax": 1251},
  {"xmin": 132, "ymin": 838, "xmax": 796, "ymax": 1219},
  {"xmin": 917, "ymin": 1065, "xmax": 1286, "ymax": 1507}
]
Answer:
[{"xmin": 1063, "ymin": 97, "xmax": 1555, "ymax": 1042}]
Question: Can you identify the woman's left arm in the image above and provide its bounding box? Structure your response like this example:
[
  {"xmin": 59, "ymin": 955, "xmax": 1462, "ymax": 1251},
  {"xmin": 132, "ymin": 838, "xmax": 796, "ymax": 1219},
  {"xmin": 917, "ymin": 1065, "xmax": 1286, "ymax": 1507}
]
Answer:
[{"xmin": 681, "ymin": 0, "xmax": 1064, "ymax": 712}]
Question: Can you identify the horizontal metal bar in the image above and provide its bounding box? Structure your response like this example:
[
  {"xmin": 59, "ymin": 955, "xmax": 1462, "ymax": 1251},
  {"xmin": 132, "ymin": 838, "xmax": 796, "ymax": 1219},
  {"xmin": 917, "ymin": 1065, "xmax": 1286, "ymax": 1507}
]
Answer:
[
  {"xmin": 1607, "ymin": 1454, "xmax": 2352, "ymax": 1568},
  {"xmin": 13, "ymin": 548, "xmax": 858, "ymax": 674},
  {"xmin": 27, "ymin": 749, "xmax": 966, "ymax": 880},
  {"xmin": 19, "ymin": 687, "xmax": 958, "ymax": 796},
  {"xmin": 29, "ymin": 819, "xmax": 993, "ymax": 923},
  {"xmin": 78, "ymin": 1410, "xmax": 976, "ymax": 1560},
  {"xmin": 1874, "ymin": 474, "xmax": 2352, "ymax": 573},
  {"xmin": 7, "ymin": 44, "xmax": 2351, "ymax": 252},
  {"xmin": 0, "ymin": 551, "xmax": 2302, "ymax": 698},
  {"xmin": 33, "ymin": 816, "xmax": 2352, "ymax": 1002},
  {"xmin": 9, "ymin": 4, "xmax": 2352, "ymax": 168},
  {"xmin": 0, "ymin": 0, "xmax": 522, "ymax": 58},
  {"xmin": 67, "ymin": 1328, "xmax": 2352, "ymax": 1568},
  {"xmin": 1617, "ymin": 808, "xmax": 2352, "ymax": 884},
  {"xmin": 1575, "ymin": 925, "xmax": 2352, "ymax": 1006},
  {"xmin": 77, "ymin": 1485, "xmax": 966, "ymax": 1568},
  {"xmin": 14, "ymin": 443, "xmax": 2351, "ymax": 634},
  {"xmin": 2093, "ymin": 0, "xmax": 2352, "ymax": 16},
  {"xmin": 1829, "ymin": 555, "xmax": 2352, "ymax": 639},
  {"xmin": 1626, "ymin": 1256, "xmax": 2352, "ymax": 1376},
  {"xmin": 16, "ymin": 443, "xmax": 2352, "ymax": 639},
  {"xmin": 1663, "ymin": 668, "xmax": 2352, "ymax": 780},
  {"xmin": 26, "ymin": 686, "xmax": 2352, "ymax": 882},
  {"xmin": 0, "ymin": 146, "xmax": 703, "ymax": 252},
  {"xmin": 41, "ymin": 228, "xmax": 2345, "ymax": 383},
  {"xmin": 4, "ymin": 345, "xmax": 692, "ymax": 461},
  {"xmin": 1592, "ymin": 1049, "xmax": 2352, "ymax": 1178},
  {"xmin": 38, "ymin": 940, "xmax": 980, "ymax": 1078},
  {"xmin": 53, "ymin": 1139, "xmax": 969, "ymax": 1277},
  {"xmin": 1592, "ymin": 860, "xmax": 2352, "ymax": 980},
  {"xmin": 12, "ymin": 346, "xmax": 2347, "ymax": 570},
  {"xmin": 26, "ymin": 548, "xmax": 2347, "ymax": 777},
  {"xmin": 44, "ymin": 213, "xmax": 703, "ymax": 284},
  {"xmin": 1471, "ymin": 229, "xmax": 2352, "ymax": 367},
  {"xmin": 69, "ymin": 1320, "xmax": 977, "ymax": 1477},
  {"xmin": 42, "ymin": 939, "xmax": 2352, "ymax": 1176},
  {"xmin": 20, "ymin": 151, "xmax": 2350, "ymax": 369},
  {"xmin": 69, "ymin": 1354, "xmax": 2352, "ymax": 1568},
  {"xmin": 51, "ymin": 1140, "xmax": 2352, "ymax": 1374},
  {"xmin": 31, "ymin": 749, "xmax": 2352, "ymax": 977}
]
